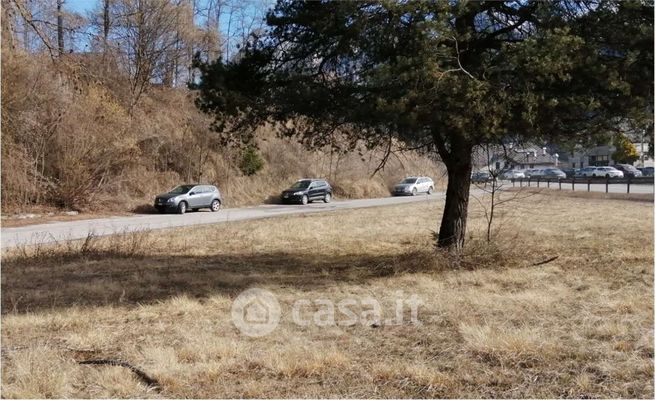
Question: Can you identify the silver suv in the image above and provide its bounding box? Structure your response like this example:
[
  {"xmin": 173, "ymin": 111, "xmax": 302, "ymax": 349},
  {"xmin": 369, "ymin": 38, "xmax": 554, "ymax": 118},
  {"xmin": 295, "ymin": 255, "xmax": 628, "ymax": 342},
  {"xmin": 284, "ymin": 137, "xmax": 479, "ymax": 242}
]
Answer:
[
  {"xmin": 154, "ymin": 184, "xmax": 222, "ymax": 214},
  {"xmin": 392, "ymin": 176, "xmax": 434, "ymax": 196}
]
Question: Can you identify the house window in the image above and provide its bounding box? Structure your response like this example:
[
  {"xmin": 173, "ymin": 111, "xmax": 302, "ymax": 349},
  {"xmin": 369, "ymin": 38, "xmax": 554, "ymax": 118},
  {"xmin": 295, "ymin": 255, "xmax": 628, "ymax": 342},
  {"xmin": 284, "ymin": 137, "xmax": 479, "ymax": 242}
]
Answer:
[
  {"xmin": 495, "ymin": 162, "xmax": 500, "ymax": 170},
  {"xmin": 589, "ymin": 155, "xmax": 609, "ymax": 166},
  {"xmin": 572, "ymin": 162, "xmax": 576, "ymax": 168}
]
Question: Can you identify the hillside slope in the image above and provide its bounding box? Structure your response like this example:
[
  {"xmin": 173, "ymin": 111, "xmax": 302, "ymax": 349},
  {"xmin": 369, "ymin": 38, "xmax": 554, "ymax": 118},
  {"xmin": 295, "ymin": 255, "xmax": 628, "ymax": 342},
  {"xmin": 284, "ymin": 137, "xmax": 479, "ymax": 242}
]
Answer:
[{"xmin": 1, "ymin": 51, "xmax": 443, "ymax": 214}]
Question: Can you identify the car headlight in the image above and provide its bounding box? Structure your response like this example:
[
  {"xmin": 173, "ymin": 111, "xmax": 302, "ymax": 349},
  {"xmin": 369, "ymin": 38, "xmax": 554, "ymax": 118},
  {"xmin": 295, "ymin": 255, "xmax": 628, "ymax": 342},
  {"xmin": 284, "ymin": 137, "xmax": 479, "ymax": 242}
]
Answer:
[
  {"xmin": 167, "ymin": 197, "xmax": 177, "ymax": 203},
  {"xmin": 293, "ymin": 191, "xmax": 304, "ymax": 195}
]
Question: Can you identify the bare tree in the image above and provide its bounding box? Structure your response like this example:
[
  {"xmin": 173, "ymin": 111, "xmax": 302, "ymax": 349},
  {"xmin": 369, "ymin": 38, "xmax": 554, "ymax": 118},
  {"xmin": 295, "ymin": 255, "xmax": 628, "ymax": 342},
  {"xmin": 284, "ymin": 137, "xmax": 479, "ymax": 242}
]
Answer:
[
  {"xmin": 11, "ymin": 0, "xmax": 57, "ymax": 58},
  {"xmin": 2, "ymin": 0, "xmax": 17, "ymax": 50},
  {"xmin": 472, "ymin": 144, "xmax": 540, "ymax": 243},
  {"xmin": 56, "ymin": 0, "xmax": 63, "ymax": 54},
  {"xmin": 200, "ymin": 0, "xmax": 269, "ymax": 61},
  {"xmin": 107, "ymin": 0, "xmax": 186, "ymax": 108},
  {"xmin": 9, "ymin": 0, "xmax": 86, "ymax": 57},
  {"xmin": 102, "ymin": 0, "xmax": 110, "ymax": 42}
]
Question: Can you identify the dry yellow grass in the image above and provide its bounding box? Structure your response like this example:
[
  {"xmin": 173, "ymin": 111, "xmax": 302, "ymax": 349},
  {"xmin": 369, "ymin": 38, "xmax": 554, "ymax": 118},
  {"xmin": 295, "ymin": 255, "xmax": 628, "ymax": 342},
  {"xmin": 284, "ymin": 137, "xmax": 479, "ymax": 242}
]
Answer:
[{"xmin": 2, "ymin": 192, "xmax": 653, "ymax": 398}]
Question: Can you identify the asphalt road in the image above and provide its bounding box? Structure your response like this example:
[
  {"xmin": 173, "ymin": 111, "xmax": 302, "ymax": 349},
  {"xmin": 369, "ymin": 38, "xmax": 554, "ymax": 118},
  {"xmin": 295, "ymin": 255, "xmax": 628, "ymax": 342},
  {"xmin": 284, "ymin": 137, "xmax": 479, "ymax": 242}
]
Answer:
[
  {"xmin": 1, "ymin": 194, "xmax": 444, "ymax": 249},
  {"xmin": 3, "ymin": 183, "xmax": 651, "ymax": 249}
]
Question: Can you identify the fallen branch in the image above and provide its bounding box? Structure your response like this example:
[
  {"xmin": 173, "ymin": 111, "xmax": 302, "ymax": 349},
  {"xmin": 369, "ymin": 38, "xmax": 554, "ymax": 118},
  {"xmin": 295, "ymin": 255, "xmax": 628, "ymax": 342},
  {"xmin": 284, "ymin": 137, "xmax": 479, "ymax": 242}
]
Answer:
[
  {"xmin": 532, "ymin": 255, "xmax": 559, "ymax": 266},
  {"xmin": 78, "ymin": 359, "xmax": 160, "ymax": 389}
]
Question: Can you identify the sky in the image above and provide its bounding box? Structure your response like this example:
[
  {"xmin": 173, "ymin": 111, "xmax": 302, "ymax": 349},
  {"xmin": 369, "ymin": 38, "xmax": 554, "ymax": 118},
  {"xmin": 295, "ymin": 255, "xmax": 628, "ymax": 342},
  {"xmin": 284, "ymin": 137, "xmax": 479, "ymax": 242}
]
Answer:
[
  {"xmin": 59, "ymin": 0, "xmax": 273, "ymax": 57},
  {"xmin": 63, "ymin": 0, "xmax": 273, "ymax": 23},
  {"xmin": 65, "ymin": 0, "xmax": 95, "ymax": 14}
]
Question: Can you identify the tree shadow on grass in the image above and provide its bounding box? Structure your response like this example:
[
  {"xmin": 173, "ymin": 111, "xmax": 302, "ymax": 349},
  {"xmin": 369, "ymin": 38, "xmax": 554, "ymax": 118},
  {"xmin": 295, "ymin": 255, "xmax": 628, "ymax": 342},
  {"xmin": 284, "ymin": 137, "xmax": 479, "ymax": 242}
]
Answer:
[{"xmin": 1, "ymin": 250, "xmax": 437, "ymax": 314}]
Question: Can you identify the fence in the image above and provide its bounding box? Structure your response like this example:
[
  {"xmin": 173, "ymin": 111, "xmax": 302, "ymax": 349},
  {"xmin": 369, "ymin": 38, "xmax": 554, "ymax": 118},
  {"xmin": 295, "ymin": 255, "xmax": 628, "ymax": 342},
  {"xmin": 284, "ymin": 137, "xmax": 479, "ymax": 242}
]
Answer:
[{"xmin": 509, "ymin": 176, "xmax": 654, "ymax": 194}]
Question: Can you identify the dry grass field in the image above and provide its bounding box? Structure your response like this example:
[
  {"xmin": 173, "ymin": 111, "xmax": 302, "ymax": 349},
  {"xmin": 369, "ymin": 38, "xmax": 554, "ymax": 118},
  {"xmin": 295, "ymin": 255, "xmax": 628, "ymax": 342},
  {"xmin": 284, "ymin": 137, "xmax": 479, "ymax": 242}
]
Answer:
[{"xmin": 1, "ymin": 192, "xmax": 653, "ymax": 398}]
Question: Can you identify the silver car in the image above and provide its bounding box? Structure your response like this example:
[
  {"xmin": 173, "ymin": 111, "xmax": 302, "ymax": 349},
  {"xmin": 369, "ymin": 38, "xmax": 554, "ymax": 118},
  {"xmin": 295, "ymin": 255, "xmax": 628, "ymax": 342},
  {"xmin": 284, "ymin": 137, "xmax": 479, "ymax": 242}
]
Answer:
[
  {"xmin": 393, "ymin": 176, "xmax": 434, "ymax": 196},
  {"xmin": 524, "ymin": 168, "xmax": 545, "ymax": 178},
  {"xmin": 501, "ymin": 169, "xmax": 525, "ymax": 179},
  {"xmin": 154, "ymin": 184, "xmax": 222, "ymax": 214},
  {"xmin": 581, "ymin": 166, "xmax": 624, "ymax": 178},
  {"xmin": 542, "ymin": 168, "xmax": 567, "ymax": 179}
]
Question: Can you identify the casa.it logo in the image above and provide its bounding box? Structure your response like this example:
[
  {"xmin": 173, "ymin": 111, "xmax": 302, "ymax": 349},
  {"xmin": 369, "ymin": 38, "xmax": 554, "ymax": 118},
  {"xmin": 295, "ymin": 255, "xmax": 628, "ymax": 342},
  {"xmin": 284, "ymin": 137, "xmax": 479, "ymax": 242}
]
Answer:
[
  {"xmin": 231, "ymin": 288, "xmax": 281, "ymax": 337},
  {"xmin": 231, "ymin": 288, "xmax": 423, "ymax": 337}
]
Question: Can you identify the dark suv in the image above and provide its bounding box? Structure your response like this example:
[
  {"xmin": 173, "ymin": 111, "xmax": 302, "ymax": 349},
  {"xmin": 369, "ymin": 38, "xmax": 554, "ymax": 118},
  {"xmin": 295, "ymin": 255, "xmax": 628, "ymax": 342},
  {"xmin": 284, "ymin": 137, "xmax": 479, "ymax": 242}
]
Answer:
[
  {"xmin": 281, "ymin": 179, "xmax": 332, "ymax": 205},
  {"xmin": 614, "ymin": 164, "xmax": 643, "ymax": 178}
]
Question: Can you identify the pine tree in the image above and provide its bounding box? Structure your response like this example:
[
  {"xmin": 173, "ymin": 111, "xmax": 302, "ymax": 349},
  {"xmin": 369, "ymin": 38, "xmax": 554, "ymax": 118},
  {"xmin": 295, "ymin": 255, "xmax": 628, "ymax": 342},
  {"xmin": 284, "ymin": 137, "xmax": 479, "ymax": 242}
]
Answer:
[{"xmin": 194, "ymin": 0, "xmax": 653, "ymax": 250}]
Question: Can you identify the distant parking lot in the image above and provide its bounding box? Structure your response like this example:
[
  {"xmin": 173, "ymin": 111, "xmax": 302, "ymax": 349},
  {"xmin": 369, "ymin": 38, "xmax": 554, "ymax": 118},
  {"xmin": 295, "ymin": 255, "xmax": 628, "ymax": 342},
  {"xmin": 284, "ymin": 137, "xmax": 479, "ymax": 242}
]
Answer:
[{"xmin": 504, "ymin": 178, "xmax": 654, "ymax": 194}]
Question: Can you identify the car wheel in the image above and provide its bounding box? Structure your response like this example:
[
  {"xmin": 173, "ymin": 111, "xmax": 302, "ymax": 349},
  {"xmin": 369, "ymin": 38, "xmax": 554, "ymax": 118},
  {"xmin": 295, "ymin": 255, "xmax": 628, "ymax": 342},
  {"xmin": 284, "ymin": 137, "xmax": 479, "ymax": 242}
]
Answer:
[
  {"xmin": 210, "ymin": 199, "xmax": 221, "ymax": 212},
  {"xmin": 324, "ymin": 193, "xmax": 331, "ymax": 203},
  {"xmin": 427, "ymin": 186, "xmax": 433, "ymax": 195},
  {"xmin": 301, "ymin": 195, "xmax": 308, "ymax": 205},
  {"xmin": 177, "ymin": 201, "xmax": 187, "ymax": 214},
  {"xmin": 412, "ymin": 188, "xmax": 417, "ymax": 196}
]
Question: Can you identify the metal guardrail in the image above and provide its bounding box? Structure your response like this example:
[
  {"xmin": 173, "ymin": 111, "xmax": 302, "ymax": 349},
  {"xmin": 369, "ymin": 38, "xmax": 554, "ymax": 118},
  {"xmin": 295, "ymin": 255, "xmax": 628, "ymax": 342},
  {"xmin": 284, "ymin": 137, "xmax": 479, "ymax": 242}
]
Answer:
[{"xmin": 508, "ymin": 176, "xmax": 654, "ymax": 193}]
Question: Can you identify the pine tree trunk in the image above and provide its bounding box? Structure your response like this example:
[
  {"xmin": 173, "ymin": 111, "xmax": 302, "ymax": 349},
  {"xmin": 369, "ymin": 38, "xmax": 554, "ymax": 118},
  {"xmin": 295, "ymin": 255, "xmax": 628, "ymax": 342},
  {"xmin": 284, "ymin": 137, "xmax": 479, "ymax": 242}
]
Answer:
[{"xmin": 437, "ymin": 151, "xmax": 473, "ymax": 251}]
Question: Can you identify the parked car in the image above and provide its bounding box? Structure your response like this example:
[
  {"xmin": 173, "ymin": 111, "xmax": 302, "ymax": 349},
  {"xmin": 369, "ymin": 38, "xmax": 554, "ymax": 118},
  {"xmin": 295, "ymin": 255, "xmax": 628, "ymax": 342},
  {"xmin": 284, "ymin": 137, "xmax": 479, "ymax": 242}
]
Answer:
[
  {"xmin": 154, "ymin": 184, "xmax": 222, "ymax": 214},
  {"xmin": 561, "ymin": 168, "xmax": 578, "ymax": 178},
  {"xmin": 500, "ymin": 169, "xmax": 525, "ymax": 179},
  {"xmin": 281, "ymin": 179, "xmax": 332, "ymax": 204},
  {"xmin": 524, "ymin": 168, "xmax": 545, "ymax": 178},
  {"xmin": 638, "ymin": 167, "xmax": 654, "ymax": 177},
  {"xmin": 614, "ymin": 163, "xmax": 643, "ymax": 178},
  {"xmin": 579, "ymin": 166, "xmax": 624, "ymax": 178},
  {"xmin": 471, "ymin": 171, "xmax": 493, "ymax": 183},
  {"xmin": 576, "ymin": 167, "xmax": 595, "ymax": 177},
  {"xmin": 541, "ymin": 168, "xmax": 567, "ymax": 179},
  {"xmin": 392, "ymin": 176, "xmax": 435, "ymax": 196}
]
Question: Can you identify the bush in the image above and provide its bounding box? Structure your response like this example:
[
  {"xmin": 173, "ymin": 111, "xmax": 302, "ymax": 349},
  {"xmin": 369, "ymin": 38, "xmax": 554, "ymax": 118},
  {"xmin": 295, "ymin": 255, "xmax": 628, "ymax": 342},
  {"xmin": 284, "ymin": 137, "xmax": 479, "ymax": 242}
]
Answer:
[
  {"xmin": 612, "ymin": 133, "xmax": 639, "ymax": 164},
  {"xmin": 239, "ymin": 146, "xmax": 265, "ymax": 176}
]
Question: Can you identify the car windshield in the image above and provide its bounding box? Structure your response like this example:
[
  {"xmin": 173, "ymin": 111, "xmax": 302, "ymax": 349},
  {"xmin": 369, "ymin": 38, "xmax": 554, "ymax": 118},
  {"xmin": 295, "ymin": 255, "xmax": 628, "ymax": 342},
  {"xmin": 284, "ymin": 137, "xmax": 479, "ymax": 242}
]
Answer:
[
  {"xmin": 401, "ymin": 178, "xmax": 417, "ymax": 184},
  {"xmin": 169, "ymin": 185, "xmax": 195, "ymax": 194},
  {"xmin": 290, "ymin": 180, "xmax": 312, "ymax": 189},
  {"xmin": 621, "ymin": 165, "xmax": 638, "ymax": 171}
]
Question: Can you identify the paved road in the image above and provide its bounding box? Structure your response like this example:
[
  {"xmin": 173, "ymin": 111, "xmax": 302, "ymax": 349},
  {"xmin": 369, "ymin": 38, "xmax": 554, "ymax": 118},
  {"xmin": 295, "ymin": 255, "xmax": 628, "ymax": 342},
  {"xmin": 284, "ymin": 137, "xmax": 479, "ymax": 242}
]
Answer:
[
  {"xmin": 506, "ymin": 181, "xmax": 654, "ymax": 194},
  {"xmin": 1, "ymin": 194, "xmax": 444, "ymax": 249},
  {"xmin": 4, "ymin": 183, "xmax": 650, "ymax": 249}
]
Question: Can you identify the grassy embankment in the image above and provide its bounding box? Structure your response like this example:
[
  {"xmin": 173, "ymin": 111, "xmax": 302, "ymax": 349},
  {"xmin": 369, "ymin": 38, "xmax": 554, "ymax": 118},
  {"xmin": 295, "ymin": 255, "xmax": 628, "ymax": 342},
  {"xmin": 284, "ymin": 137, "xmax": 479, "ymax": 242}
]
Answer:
[{"xmin": 2, "ymin": 191, "xmax": 653, "ymax": 398}]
